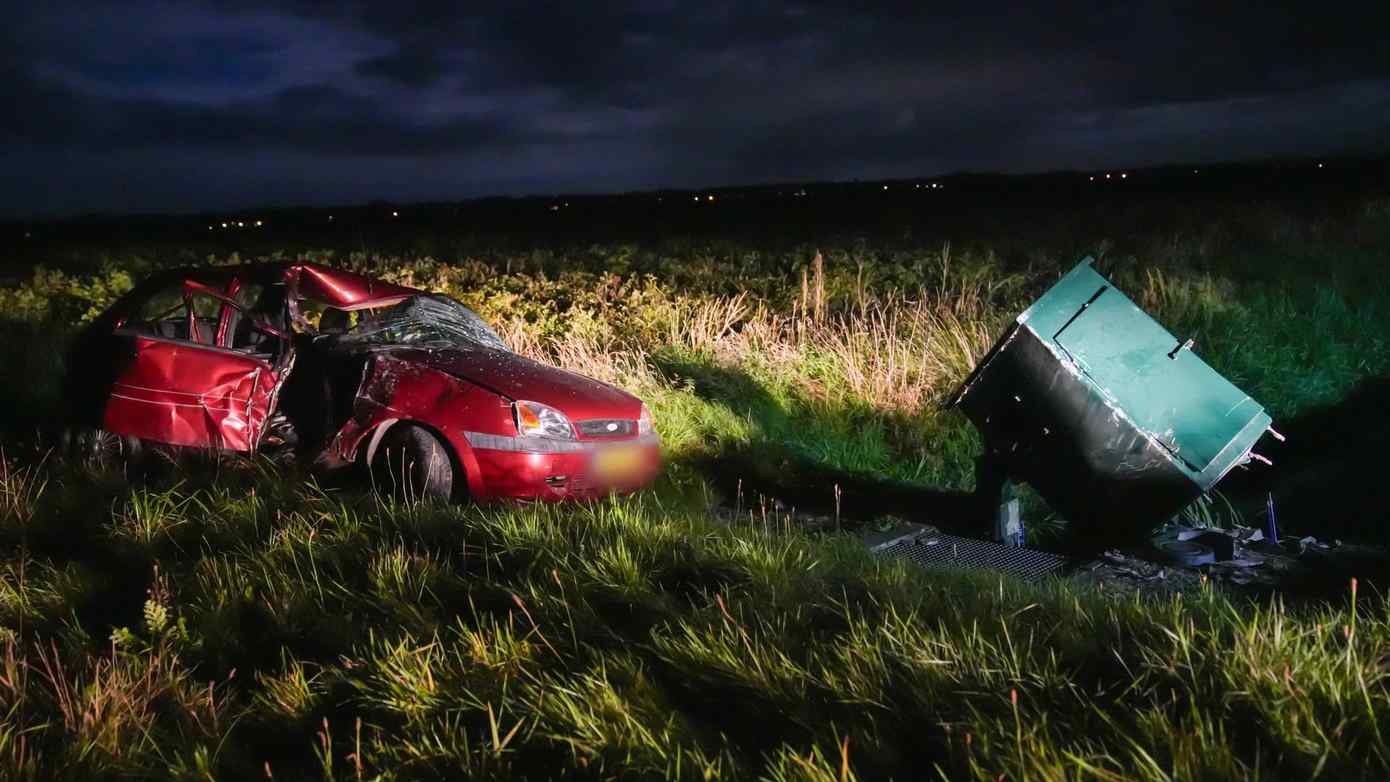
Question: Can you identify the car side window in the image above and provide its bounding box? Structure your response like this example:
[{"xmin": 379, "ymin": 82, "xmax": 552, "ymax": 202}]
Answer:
[
  {"xmin": 126, "ymin": 284, "xmax": 191, "ymax": 340},
  {"xmin": 185, "ymin": 288, "xmax": 223, "ymax": 345},
  {"xmin": 228, "ymin": 283, "xmax": 289, "ymax": 357},
  {"xmin": 123, "ymin": 279, "xmax": 245, "ymax": 347}
]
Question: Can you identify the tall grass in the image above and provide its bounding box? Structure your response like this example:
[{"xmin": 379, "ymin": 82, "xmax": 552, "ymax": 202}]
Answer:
[{"xmin": 0, "ymin": 469, "xmax": 1385, "ymax": 779}]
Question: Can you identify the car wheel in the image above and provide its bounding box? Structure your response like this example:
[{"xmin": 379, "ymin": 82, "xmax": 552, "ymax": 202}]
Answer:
[
  {"xmin": 370, "ymin": 424, "xmax": 454, "ymax": 502},
  {"xmin": 64, "ymin": 426, "xmax": 142, "ymax": 467}
]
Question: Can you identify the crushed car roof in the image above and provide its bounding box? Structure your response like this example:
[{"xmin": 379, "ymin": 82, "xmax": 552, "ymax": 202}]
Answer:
[{"xmin": 131, "ymin": 262, "xmax": 421, "ymax": 310}]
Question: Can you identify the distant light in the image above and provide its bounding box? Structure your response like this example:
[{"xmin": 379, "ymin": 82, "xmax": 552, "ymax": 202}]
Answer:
[
  {"xmin": 915, "ymin": 183, "xmax": 921, "ymax": 189},
  {"xmin": 237, "ymin": 221, "xmax": 244, "ymax": 227},
  {"xmin": 24, "ymin": 231, "xmax": 31, "ymax": 239},
  {"xmin": 549, "ymin": 204, "xmax": 560, "ymax": 211},
  {"xmin": 391, "ymin": 210, "xmax": 399, "ymax": 217},
  {"xmin": 208, "ymin": 225, "xmax": 213, "ymax": 230},
  {"xmin": 882, "ymin": 184, "xmax": 889, "ymax": 190},
  {"xmin": 1317, "ymin": 162, "xmax": 1324, "ymax": 169},
  {"xmin": 1120, "ymin": 173, "xmax": 1128, "ymax": 179},
  {"xmin": 1089, "ymin": 176, "xmax": 1095, "ymax": 181},
  {"xmin": 707, "ymin": 195, "xmax": 715, "ymax": 202},
  {"xmin": 221, "ymin": 222, "xmax": 228, "ymax": 228},
  {"xmin": 328, "ymin": 215, "xmax": 334, "ymax": 221},
  {"xmin": 1104, "ymin": 173, "xmax": 1111, "ymax": 179},
  {"xmin": 1193, "ymin": 169, "xmax": 1199, "ymax": 174},
  {"xmin": 693, "ymin": 195, "xmax": 700, "ymax": 202},
  {"xmin": 254, "ymin": 220, "xmax": 263, "ymax": 227}
]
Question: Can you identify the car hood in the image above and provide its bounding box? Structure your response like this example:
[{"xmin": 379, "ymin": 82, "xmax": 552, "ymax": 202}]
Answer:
[{"xmin": 384, "ymin": 346, "xmax": 642, "ymax": 421}]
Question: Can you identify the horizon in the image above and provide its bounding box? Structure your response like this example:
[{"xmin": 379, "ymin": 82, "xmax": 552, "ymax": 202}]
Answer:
[
  {"xmin": 8, "ymin": 151, "xmax": 1382, "ymax": 224},
  {"xmin": 4, "ymin": 3, "xmax": 1388, "ymax": 220}
]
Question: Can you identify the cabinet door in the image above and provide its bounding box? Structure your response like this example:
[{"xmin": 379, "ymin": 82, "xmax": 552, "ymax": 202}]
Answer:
[{"xmin": 1053, "ymin": 287, "xmax": 1263, "ymax": 475}]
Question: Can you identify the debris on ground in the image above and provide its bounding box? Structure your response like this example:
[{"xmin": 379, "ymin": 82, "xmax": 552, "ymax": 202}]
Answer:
[{"xmin": 1072, "ymin": 522, "xmax": 1374, "ymax": 596}]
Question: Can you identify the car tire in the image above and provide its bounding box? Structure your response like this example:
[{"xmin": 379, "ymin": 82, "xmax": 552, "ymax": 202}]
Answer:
[
  {"xmin": 370, "ymin": 424, "xmax": 454, "ymax": 502},
  {"xmin": 64, "ymin": 426, "xmax": 142, "ymax": 467}
]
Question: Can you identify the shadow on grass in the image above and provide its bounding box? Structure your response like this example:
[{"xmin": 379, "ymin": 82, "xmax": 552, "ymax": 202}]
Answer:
[
  {"xmin": 1219, "ymin": 375, "xmax": 1390, "ymax": 596},
  {"xmin": 650, "ymin": 351, "xmax": 994, "ymax": 535},
  {"xmin": 0, "ymin": 318, "xmax": 73, "ymax": 440},
  {"xmin": 1224, "ymin": 375, "xmax": 1390, "ymax": 543}
]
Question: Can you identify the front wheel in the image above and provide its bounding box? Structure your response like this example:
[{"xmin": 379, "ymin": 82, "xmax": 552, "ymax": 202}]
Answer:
[{"xmin": 369, "ymin": 424, "xmax": 454, "ymax": 502}]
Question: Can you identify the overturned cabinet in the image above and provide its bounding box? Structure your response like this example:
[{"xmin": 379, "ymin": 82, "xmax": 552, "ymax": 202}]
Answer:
[{"xmin": 953, "ymin": 258, "xmax": 1274, "ymax": 537}]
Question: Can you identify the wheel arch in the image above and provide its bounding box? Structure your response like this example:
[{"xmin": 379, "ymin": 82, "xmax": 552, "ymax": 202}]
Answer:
[{"xmin": 358, "ymin": 417, "xmax": 485, "ymax": 501}]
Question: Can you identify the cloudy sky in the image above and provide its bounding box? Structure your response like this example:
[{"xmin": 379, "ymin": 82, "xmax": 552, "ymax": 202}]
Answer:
[{"xmin": 3, "ymin": 1, "xmax": 1387, "ymax": 217}]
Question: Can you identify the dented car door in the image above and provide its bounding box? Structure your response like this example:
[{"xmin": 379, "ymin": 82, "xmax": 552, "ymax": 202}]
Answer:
[
  {"xmin": 103, "ymin": 337, "xmax": 279, "ymax": 451},
  {"xmin": 102, "ymin": 277, "xmax": 286, "ymax": 452}
]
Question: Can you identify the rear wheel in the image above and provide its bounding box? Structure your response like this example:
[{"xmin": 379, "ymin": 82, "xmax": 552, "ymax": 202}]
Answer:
[
  {"xmin": 369, "ymin": 424, "xmax": 454, "ymax": 502},
  {"xmin": 63, "ymin": 426, "xmax": 142, "ymax": 468}
]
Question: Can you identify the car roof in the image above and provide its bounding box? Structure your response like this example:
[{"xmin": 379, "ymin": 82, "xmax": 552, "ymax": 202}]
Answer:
[{"xmin": 133, "ymin": 262, "xmax": 421, "ymax": 310}]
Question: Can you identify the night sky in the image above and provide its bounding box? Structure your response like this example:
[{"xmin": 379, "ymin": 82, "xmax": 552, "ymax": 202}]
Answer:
[{"xmin": 3, "ymin": 2, "xmax": 1387, "ymax": 217}]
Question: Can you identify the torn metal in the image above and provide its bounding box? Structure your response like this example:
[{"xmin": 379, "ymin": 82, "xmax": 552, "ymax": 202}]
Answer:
[{"xmin": 952, "ymin": 258, "xmax": 1274, "ymax": 535}]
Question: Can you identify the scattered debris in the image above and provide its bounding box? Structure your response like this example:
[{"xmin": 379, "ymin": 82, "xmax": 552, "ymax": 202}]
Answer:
[{"xmin": 1075, "ymin": 522, "xmax": 1371, "ymax": 596}]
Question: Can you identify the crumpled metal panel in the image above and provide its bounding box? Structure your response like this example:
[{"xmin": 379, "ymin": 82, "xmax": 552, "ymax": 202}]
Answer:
[
  {"xmin": 289, "ymin": 264, "xmax": 417, "ymax": 311},
  {"xmin": 103, "ymin": 336, "xmax": 277, "ymax": 451},
  {"xmin": 953, "ymin": 258, "xmax": 1273, "ymax": 534},
  {"xmin": 326, "ymin": 353, "xmax": 500, "ymax": 497}
]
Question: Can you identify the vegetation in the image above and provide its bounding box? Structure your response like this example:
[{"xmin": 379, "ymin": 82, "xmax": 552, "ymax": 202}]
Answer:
[{"xmin": 1, "ymin": 194, "xmax": 1388, "ymax": 778}]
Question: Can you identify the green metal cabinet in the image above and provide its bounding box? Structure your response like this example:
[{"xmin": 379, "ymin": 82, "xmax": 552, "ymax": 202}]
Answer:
[{"xmin": 954, "ymin": 258, "xmax": 1272, "ymax": 536}]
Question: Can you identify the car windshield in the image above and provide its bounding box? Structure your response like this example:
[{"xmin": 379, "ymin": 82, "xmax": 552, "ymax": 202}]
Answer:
[{"xmin": 328, "ymin": 294, "xmax": 508, "ymax": 351}]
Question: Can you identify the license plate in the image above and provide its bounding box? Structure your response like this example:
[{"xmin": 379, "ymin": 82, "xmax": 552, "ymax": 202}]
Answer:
[{"xmin": 593, "ymin": 445, "xmax": 643, "ymax": 481}]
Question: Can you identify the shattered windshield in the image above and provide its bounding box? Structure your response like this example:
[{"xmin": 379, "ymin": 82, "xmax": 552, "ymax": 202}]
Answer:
[{"xmin": 325, "ymin": 294, "xmax": 508, "ymax": 351}]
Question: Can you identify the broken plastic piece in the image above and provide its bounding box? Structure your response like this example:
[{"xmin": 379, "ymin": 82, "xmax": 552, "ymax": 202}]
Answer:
[{"xmin": 1154, "ymin": 539, "xmax": 1217, "ymax": 566}]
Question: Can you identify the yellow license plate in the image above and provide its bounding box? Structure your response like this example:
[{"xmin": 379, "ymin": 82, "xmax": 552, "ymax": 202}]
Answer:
[{"xmin": 593, "ymin": 445, "xmax": 643, "ymax": 480}]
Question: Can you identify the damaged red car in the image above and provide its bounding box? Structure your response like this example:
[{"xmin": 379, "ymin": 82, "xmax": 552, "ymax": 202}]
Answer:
[{"xmin": 62, "ymin": 262, "xmax": 662, "ymax": 501}]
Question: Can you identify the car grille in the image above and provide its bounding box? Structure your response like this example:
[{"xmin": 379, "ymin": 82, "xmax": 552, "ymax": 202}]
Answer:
[{"xmin": 577, "ymin": 418, "xmax": 636, "ymax": 437}]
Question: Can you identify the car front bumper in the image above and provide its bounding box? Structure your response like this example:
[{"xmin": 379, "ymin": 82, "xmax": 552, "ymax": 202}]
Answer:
[{"xmin": 464, "ymin": 432, "xmax": 663, "ymax": 500}]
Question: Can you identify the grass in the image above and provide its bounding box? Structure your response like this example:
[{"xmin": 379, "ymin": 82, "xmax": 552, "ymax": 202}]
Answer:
[
  {"xmin": 0, "ymin": 194, "xmax": 1388, "ymax": 777},
  {"xmin": 0, "ymin": 466, "xmax": 1386, "ymax": 779}
]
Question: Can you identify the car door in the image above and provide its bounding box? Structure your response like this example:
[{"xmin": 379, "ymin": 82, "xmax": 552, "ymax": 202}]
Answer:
[{"xmin": 103, "ymin": 277, "xmax": 286, "ymax": 452}]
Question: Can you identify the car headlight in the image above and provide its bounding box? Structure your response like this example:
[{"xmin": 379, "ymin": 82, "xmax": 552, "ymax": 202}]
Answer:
[
  {"xmin": 637, "ymin": 402, "xmax": 655, "ymax": 436},
  {"xmin": 513, "ymin": 400, "xmax": 575, "ymax": 439}
]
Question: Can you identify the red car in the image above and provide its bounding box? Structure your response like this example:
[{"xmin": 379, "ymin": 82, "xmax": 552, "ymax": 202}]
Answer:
[{"xmin": 63, "ymin": 262, "xmax": 662, "ymax": 501}]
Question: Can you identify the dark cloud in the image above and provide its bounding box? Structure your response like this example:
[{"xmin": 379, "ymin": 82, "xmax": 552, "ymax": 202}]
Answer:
[
  {"xmin": 2, "ymin": 0, "xmax": 1388, "ymax": 216},
  {"xmin": 356, "ymin": 47, "xmax": 448, "ymax": 87}
]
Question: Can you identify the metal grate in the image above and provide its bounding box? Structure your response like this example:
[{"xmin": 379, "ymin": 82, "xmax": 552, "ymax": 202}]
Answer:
[
  {"xmin": 873, "ymin": 532, "xmax": 1067, "ymax": 582},
  {"xmin": 577, "ymin": 419, "xmax": 636, "ymax": 437}
]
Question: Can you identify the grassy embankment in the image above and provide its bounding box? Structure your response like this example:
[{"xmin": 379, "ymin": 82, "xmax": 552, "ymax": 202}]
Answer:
[{"xmin": 1, "ymin": 199, "xmax": 1389, "ymax": 778}]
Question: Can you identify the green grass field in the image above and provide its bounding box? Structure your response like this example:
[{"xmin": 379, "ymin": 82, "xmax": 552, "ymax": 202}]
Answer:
[{"xmin": 2, "ymin": 196, "xmax": 1389, "ymax": 778}]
